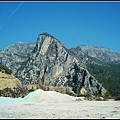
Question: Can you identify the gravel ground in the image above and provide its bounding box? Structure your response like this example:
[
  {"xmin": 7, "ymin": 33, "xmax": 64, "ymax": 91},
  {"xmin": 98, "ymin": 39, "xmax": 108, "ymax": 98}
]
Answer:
[{"xmin": 0, "ymin": 89, "xmax": 120, "ymax": 119}]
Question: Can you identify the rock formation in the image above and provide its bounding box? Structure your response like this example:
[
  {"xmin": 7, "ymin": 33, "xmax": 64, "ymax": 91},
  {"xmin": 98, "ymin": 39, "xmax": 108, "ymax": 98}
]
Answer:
[
  {"xmin": 14, "ymin": 32, "xmax": 106, "ymax": 96},
  {"xmin": 0, "ymin": 42, "xmax": 36, "ymax": 74}
]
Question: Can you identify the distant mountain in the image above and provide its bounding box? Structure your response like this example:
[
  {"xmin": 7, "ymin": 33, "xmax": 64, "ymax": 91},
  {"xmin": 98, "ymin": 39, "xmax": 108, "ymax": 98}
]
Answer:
[
  {"xmin": 75, "ymin": 45, "xmax": 120, "ymax": 63},
  {"xmin": 70, "ymin": 45, "xmax": 120, "ymax": 97},
  {"xmin": 1, "ymin": 33, "xmax": 120, "ymax": 97},
  {"xmin": 0, "ymin": 32, "xmax": 106, "ymax": 97},
  {"xmin": 0, "ymin": 42, "xmax": 36, "ymax": 74}
]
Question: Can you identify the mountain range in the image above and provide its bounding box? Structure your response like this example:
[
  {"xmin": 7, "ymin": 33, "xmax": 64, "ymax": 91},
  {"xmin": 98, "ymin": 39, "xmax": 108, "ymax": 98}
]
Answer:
[{"xmin": 0, "ymin": 32, "xmax": 120, "ymax": 98}]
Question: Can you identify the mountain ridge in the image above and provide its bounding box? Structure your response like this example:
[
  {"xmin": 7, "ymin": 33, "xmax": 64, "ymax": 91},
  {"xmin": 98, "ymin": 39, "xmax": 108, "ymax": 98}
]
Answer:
[
  {"xmin": 75, "ymin": 44, "xmax": 120, "ymax": 63},
  {"xmin": 1, "ymin": 32, "xmax": 119, "ymax": 97},
  {"xmin": 0, "ymin": 32, "xmax": 107, "ymax": 96}
]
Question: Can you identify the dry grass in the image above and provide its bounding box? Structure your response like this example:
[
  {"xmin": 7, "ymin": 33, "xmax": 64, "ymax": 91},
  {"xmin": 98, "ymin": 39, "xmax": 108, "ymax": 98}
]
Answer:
[{"xmin": 0, "ymin": 72, "xmax": 22, "ymax": 90}]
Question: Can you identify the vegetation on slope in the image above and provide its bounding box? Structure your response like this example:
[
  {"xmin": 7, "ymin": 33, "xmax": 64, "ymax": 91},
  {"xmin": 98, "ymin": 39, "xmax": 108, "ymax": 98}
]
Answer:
[
  {"xmin": 0, "ymin": 62, "xmax": 12, "ymax": 74},
  {"xmin": 87, "ymin": 63, "xmax": 120, "ymax": 98},
  {"xmin": 70, "ymin": 48, "xmax": 120, "ymax": 98}
]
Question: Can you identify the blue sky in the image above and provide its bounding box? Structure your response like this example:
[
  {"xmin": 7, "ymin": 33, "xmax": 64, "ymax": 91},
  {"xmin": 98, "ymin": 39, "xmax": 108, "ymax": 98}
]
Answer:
[{"xmin": 0, "ymin": 1, "xmax": 120, "ymax": 52}]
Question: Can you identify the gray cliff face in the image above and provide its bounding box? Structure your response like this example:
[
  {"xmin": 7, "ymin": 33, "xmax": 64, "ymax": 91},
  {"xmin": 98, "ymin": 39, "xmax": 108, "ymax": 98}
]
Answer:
[
  {"xmin": 15, "ymin": 33, "xmax": 106, "ymax": 96},
  {"xmin": 76, "ymin": 45, "xmax": 120, "ymax": 63},
  {"xmin": 0, "ymin": 42, "xmax": 36, "ymax": 74}
]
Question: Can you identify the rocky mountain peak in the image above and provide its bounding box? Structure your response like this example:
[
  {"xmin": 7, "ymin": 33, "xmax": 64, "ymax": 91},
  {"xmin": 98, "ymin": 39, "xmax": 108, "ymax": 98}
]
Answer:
[
  {"xmin": 0, "ymin": 32, "xmax": 119, "ymax": 97},
  {"xmin": 15, "ymin": 32, "xmax": 106, "ymax": 96},
  {"xmin": 33, "ymin": 32, "xmax": 62, "ymax": 55},
  {"xmin": 39, "ymin": 32, "xmax": 57, "ymax": 38}
]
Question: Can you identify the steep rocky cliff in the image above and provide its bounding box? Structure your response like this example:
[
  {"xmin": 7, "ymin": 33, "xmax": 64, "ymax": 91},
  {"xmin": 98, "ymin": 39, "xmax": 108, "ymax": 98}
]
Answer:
[
  {"xmin": 70, "ymin": 46, "xmax": 120, "ymax": 97},
  {"xmin": 14, "ymin": 32, "xmax": 106, "ymax": 96}
]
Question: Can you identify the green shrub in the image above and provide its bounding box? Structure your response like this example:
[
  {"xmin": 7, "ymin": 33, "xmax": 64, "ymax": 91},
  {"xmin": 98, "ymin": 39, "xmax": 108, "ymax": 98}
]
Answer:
[
  {"xmin": 103, "ymin": 91, "xmax": 112, "ymax": 99},
  {"xmin": 0, "ymin": 63, "xmax": 12, "ymax": 74},
  {"xmin": 114, "ymin": 95, "xmax": 120, "ymax": 101},
  {"xmin": 28, "ymin": 86, "xmax": 35, "ymax": 93}
]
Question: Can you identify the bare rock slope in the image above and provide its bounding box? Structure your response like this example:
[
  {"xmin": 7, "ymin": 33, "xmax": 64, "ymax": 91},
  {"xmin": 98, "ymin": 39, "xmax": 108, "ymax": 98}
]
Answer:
[{"xmin": 15, "ymin": 32, "xmax": 106, "ymax": 96}]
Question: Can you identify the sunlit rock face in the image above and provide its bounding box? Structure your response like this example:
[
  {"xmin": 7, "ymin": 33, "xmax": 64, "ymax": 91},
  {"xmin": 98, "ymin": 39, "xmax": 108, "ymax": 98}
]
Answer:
[
  {"xmin": 14, "ymin": 32, "xmax": 105, "ymax": 96},
  {"xmin": 0, "ymin": 32, "xmax": 106, "ymax": 96}
]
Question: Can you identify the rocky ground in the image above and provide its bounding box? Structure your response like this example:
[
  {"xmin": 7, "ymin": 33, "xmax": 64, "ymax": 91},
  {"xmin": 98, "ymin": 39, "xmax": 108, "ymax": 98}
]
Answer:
[{"xmin": 0, "ymin": 89, "xmax": 120, "ymax": 119}]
